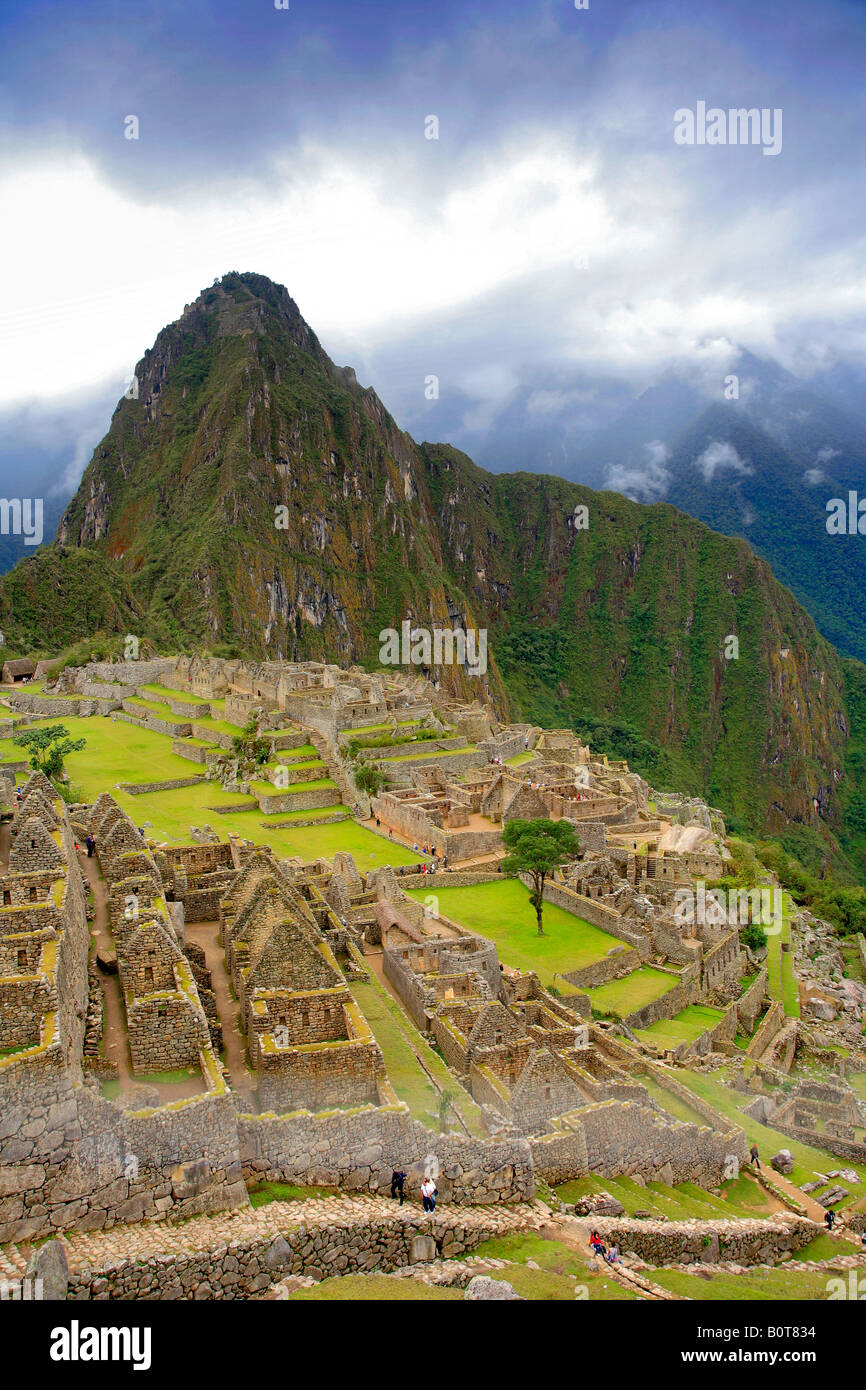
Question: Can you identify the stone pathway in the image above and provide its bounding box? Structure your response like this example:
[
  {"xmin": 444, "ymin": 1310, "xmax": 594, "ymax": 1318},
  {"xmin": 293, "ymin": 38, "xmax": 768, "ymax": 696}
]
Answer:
[
  {"xmin": 79, "ymin": 848, "xmax": 131, "ymax": 1085},
  {"xmin": 184, "ymin": 918, "xmax": 255, "ymax": 1108},
  {"xmin": 2, "ymin": 1195, "xmax": 548, "ymax": 1281}
]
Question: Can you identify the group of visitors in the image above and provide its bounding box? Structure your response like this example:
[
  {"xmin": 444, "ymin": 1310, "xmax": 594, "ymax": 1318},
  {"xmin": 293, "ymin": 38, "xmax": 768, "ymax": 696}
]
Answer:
[
  {"xmin": 589, "ymin": 1231, "xmax": 619, "ymax": 1264},
  {"xmin": 390, "ymin": 1169, "xmax": 438, "ymax": 1213}
]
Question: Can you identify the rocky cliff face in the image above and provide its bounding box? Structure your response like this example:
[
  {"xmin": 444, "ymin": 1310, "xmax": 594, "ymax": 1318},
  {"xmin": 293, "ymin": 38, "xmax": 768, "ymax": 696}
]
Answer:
[{"xmin": 0, "ymin": 272, "xmax": 853, "ymax": 847}]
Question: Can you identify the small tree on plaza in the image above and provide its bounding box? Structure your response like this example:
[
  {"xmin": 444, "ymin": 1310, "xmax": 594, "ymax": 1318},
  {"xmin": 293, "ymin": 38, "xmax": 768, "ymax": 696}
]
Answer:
[
  {"xmin": 501, "ymin": 817, "xmax": 582, "ymax": 936},
  {"xmin": 13, "ymin": 723, "xmax": 86, "ymax": 783}
]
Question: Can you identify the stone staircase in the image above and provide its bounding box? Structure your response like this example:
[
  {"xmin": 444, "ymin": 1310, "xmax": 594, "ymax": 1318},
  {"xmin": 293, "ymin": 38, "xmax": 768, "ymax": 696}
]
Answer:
[{"xmin": 1, "ymin": 1194, "xmax": 547, "ymax": 1296}]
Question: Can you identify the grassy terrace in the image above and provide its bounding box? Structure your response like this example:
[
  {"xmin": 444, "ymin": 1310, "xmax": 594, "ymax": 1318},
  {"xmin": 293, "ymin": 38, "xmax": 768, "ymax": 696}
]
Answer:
[
  {"xmin": 767, "ymin": 892, "xmax": 800, "ymax": 1017},
  {"xmin": 671, "ymin": 1066, "xmax": 866, "ymax": 1208},
  {"xmin": 188, "ymin": 714, "xmax": 246, "ymax": 738},
  {"xmin": 638, "ymin": 1073, "xmax": 721, "ymax": 1128},
  {"xmin": 350, "ymin": 972, "xmax": 487, "ymax": 1137},
  {"xmin": 290, "ymin": 1232, "xmax": 640, "ymax": 1302},
  {"xmin": 248, "ymin": 775, "xmax": 336, "ymax": 795},
  {"xmin": 634, "ymin": 1003, "xmax": 726, "ymax": 1050},
  {"xmin": 555, "ymin": 1171, "xmax": 780, "ymax": 1222},
  {"xmin": 586, "ymin": 966, "xmax": 679, "ymax": 1019},
  {"xmin": 406, "ymin": 879, "xmax": 625, "ymax": 988},
  {"xmin": 125, "ymin": 697, "xmax": 191, "ymax": 723},
  {"xmin": 0, "ymin": 715, "xmax": 204, "ymax": 796},
  {"xmin": 140, "ymin": 684, "xmax": 219, "ymax": 706},
  {"xmin": 381, "ymin": 744, "xmax": 474, "ymax": 762},
  {"xmin": 0, "ymin": 713, "xmax": 418, "ymax": 866}
]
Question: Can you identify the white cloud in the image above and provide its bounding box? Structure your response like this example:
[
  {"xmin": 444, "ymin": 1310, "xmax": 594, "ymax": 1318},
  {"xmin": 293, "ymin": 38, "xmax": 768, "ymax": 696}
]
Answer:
[
  {"xmin": 693, "ymin": 440, "xmax": 753, "ymax": 482},
  {"xmin": 604, "ymin": 440, "xmax": 671, "ymax": 501}
]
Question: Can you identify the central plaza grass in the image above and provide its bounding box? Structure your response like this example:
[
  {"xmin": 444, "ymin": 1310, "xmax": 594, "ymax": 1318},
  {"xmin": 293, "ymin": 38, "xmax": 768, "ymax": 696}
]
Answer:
[
  {"xmin": 0, "ymin": 715, "xmax": 203, "ymax": 794},
  {"xmin": 0, "ymin": 714, "xmax": 417, "ymax": 867},
  {"xmin": 405, "ymin": 879, "xmax": 624, "ymax": 987},
  {"xmin": 586, "ymin": 966, "xmax": 678, "ymax": 1019},
  {"xmin": 634, "ymin": 1003, "xmax": 726, "ymax": 1050}
]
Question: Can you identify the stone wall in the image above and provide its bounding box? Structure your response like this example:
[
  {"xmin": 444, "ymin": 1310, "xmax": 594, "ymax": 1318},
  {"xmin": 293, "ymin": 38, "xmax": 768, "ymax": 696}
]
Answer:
[
  {"xmin": 624, "ymin": 976, "xmax": 692, "ymax": 1030},
  {"xmin": 581, "ymin": 1214, "xmax": 815, "ymax": 1266},
  {"xmin": 736, "ymin": 968, "xmax": 769, "ymax": 1034},
  {"xmin": 255, "ymin": 786, "xmax": 341, "ymax": 815},
  {"xmin": 0, "ymin": 1066, "xmax": 246, "ymax": 1243},
  {"xmin": 536, "ymin": 879, "xmax": 651, "ymax": 957},
  {"xmin": 120, "ymin": 776, "xmax": 204, "ymax": 796},
  {"xmin": 562, "ymin": 948, "xmax": 642, "ymax": 991},
  {"xmin": 66, "ymin": 1208, "xmax": 529, "ymax": 1300},
  {"xmin": 747, "ymin": 1000, "xmax": 786, "ymax": 1060},
  {"xmin": 238, "ymin": 1104, "xmax": 534, "ymax": 1204}
]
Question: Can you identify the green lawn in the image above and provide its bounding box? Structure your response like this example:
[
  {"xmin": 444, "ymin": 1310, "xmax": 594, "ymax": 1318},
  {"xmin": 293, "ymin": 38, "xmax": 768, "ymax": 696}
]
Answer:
[
  {"xmin": 291, "ymin": 1275, "xmax": 463, "ymax": 1301},
  {"xmin": 2, "ymin": 714, "xmax": 417, "ymax": 867},
  {"xmin": 506, "ymin": 751, "xmax": 535, "ymax": 767},
  {"xmin": 406, "ymin": 879, "xmax": 625, "ymax": 987},
  {"xmin": 586, "ymin": 967, "xmax": 679, "ymax": 1019},
  {"xmin": 766, "ymin": 894, "xmax": 800, "ymax": 1017},
  {"xmin": 1, "ymin": 715, "xmax": 205, "ymax": 796},
  {"xmin": 554, "ymin": 1172, "xmax": 779, "ymax": 1222},
  {"xmin": 651, "ymin": 1265, "xmax": 841, "ymax": 1300},
  {"xmin": 635, "ymin": 1004, "xmax": 726, "ymax": 1050},
  {"xmin": 350, "ymin": 973, "xmax": 486, "ymax": 1136}
]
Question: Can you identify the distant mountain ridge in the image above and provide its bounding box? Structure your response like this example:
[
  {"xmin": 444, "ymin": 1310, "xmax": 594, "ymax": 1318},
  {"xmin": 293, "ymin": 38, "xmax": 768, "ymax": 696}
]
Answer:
[{"xmin": 0, "ymin": 272, "xmax": 859, "ymax": 869}]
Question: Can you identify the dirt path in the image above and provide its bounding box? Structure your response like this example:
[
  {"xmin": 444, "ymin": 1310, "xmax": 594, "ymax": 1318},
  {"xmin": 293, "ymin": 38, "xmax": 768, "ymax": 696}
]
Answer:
[
  {"xmin": 754, "ymin": 1162, "xmax": 833, "ymax": 1224},
  {"xmin": 78, "ymin": 849, "xmax": 131, "ymax": 1086},
  {"xmin": 0, "ymin": 822, "xmax": 10, "ymax": 872},
  {"xmin": 185, "ymin": 918, "xmax": 256, "ymax": 1109}
]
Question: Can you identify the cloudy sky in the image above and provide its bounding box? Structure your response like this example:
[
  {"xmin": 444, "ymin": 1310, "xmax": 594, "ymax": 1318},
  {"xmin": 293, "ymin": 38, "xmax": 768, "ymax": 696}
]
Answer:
[{"xmin": 1, "ymin": 0, "xmax": 864, "ymax": 497}]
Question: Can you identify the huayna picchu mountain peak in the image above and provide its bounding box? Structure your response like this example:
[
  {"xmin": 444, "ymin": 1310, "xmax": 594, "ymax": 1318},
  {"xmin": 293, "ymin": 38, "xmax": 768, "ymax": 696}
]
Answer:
[{"xmin": 1, "ymin": 271, "xmax": 861, "ymax": 866}]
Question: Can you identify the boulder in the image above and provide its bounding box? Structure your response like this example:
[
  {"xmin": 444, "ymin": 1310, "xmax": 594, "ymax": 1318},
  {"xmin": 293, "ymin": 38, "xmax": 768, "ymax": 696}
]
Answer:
[
  {"xmin": 817, "ymin": 1186, "xmax": 848, "ymax": 1208},
  {"xmin": 770, "ymin": 1150, "xmax": 795, "ymax": 1176},
  {"xmin": 263, "ymin": 1236, "xmax": 293, "ymax": 1272},
  {"xmin": 464, "ymin": 1276, "xmax": 523, "ymax": 1300},
  {"xmin": 26, "ymin": 1239, "xmax": 68, "ymax": 1301},
  {"xmin": 409, "ymin": 1235, "xmax": 437, "ymax": 1264},
  {"xmin": 592, "ymin": 1197, "xmax": 625, "ymax": 1217},
  {"xmin": 96, "ymin": 949, "xmax": 118, "ymax": 974}
]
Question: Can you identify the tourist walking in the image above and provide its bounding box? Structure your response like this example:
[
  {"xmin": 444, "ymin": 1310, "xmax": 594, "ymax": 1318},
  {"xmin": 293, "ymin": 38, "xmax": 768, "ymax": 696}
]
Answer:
[
  {"xmin": 750, "ymin": 1143, "xmax": 760, "ymax": 1169},
  {"xmin": 825, "ymin": 1208, "xmax": 836, "ymax": 1232},
  {"xmin": 421, "ymin": 1177, "xmax": 437, "ymax": 1213},
  {"xmin": 85, "ymin": 834, "xmax": 95, "ymax": 859},
  {"xmin": 391, "ymin": 1168, "xmax": 406, "ymax": 1205}
]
